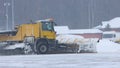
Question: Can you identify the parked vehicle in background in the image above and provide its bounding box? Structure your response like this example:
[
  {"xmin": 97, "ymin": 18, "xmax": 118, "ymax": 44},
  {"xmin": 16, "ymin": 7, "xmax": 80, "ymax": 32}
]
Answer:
[{"xmin": 102, "ymin": 31, "xmax": 120, "ymax": 43}]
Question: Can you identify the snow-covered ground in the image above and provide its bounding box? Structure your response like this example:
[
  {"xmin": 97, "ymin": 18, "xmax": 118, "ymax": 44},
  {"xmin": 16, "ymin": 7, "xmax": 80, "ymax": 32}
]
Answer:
[
  {"xmin": 96, "ymin": 39, "xmax": 120, "ymax": 53},
  {"xmin": 0, "ymin": 39, "xmax": 120, "ymax": 68},
  {"xmin": 0, "ymin": 53, "xmax": 120, "ymax": 68}
]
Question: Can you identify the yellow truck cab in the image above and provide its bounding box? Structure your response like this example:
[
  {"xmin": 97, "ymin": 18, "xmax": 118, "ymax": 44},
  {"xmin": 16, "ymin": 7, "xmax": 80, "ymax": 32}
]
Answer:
[{"xmin": 0, "ymin": 19, "xmax": 57, "ymax": 54}]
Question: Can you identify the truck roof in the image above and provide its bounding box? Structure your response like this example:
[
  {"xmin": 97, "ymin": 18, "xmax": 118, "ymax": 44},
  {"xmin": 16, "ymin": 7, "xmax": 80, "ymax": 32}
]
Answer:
[{"xmin": 35, "ymin": 19, "xmax": 54, "ymax": 23}]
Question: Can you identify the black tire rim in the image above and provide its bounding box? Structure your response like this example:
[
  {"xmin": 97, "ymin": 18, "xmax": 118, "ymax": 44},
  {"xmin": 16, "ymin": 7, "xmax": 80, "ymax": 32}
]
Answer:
[{"xmin": 39, "ymin": 44, "xmax": 47, "ymax": 53}]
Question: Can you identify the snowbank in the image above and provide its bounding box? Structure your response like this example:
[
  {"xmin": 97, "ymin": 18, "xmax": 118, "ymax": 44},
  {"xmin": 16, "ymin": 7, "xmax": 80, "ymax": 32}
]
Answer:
[{"xmin": 96, "ymin": 39, "xmax": 120, "ymax": 53}]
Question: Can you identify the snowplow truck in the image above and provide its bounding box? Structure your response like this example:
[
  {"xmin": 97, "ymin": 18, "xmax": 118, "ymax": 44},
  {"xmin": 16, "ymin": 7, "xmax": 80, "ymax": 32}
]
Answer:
[{"xmin": 0, "ymin": 19, "xmax": 61, "ymax": 54}]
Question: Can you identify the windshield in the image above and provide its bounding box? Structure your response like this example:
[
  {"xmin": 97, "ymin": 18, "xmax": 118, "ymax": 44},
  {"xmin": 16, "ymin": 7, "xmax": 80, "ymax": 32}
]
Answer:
[
  {"xmin": 102, "ymin": 34, "xmax": 115, "ymax": 38},
  {"xmin": 41, "ymin": 21, "xmax": 54, "ymax": 31}
]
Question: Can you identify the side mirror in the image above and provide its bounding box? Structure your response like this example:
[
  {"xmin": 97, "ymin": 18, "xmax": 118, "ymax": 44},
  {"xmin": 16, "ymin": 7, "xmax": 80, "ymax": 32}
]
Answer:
[{"xmin": 53, "ymin": 22, "xmax": 57, "ymax": 26}]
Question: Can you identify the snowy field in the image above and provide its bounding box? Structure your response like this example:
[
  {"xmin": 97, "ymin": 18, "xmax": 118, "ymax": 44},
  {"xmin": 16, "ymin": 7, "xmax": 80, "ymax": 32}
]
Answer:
[
  {"xmin": 0, "ymin": 53, "xmax": 120, "ymax": 68},
  {"xmin": 0, "ymin": 39, "xmax": 120, "ymax": 68}
]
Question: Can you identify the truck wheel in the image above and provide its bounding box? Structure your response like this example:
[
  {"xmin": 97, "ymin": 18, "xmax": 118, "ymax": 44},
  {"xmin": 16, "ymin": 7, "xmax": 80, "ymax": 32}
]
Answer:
[{"xmin": 37, "ymin": 44, "xmax": 48, "ymax": 54}]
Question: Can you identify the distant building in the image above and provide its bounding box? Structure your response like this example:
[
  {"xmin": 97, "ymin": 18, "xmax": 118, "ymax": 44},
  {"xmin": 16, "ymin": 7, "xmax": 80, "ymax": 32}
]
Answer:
[
  {"xmin": 54, "ymin": 26, "xmax": 103, "ymax": 39},
  {"xmin": 68, "ymin": 29, "xmax": 103, "ymax": 39},
  {"xmin": 94, "ymin": 17, "xmax": 120, "ymax": 32},
  {"xmin": 100, "ymin": 28, "xmax": 120, "ymax": 32}
]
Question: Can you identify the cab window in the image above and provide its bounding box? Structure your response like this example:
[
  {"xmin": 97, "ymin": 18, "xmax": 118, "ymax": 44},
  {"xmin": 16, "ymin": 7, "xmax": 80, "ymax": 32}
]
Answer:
[{"xmin": 42, "ymin": 21, "xmax": 54, "ymax": 31}]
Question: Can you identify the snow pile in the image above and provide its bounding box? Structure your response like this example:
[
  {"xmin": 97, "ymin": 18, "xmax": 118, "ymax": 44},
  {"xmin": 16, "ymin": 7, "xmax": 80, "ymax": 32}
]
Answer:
[{"xmin": 97, "ymin": 39, "xmax": 120, "ymax": 53}]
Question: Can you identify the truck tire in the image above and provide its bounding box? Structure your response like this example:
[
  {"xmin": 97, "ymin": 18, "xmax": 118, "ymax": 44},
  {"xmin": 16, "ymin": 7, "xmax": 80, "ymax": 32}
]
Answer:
[{"xmin": 37, "ymin": 43, "xmax": 49, "ymax": 54}]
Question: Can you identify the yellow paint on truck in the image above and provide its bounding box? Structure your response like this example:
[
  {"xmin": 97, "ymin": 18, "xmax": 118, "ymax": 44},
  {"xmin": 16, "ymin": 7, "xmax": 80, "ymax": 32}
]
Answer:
[{"xmin": 0, "ymin": 19, "xmax": 56, "ymax": 42}]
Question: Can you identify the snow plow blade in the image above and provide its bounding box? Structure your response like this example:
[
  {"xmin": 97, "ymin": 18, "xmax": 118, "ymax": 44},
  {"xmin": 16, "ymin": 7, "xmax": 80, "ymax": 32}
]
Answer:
[
  {"xmin": 56, "ymin": 35, "xmax": 97, "ymax": 53},
  {"xmin": 0, "ymin": 43, "xmax": 25, "ymax": 55}
]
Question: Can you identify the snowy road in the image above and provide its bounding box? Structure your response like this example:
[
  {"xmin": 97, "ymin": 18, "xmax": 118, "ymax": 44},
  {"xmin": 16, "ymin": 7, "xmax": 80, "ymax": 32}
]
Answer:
[{"xmin": 0, "ymin": 53, "xmax": 120, "ymax": 68}]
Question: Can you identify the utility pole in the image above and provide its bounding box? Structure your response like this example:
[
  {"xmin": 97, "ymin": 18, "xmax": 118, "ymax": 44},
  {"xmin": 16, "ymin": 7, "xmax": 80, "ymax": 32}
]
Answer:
[
  {"xmin": 88, "ymin": 0, "xmax": 91, "ymax": 29},
  {"xmin": 12, "ymin": 0, "xmax": 15, "ymax": 30},
  {"xmin": 91, "ymin": 0, "xmax": 95, "ymax": 28},
  {"xmin": 4, "ymin": 2, "xmax": 10, "ymax": 30},
  {"xmin": 88, "ymin": 0, "xmax": 94, "ymax": 28}
]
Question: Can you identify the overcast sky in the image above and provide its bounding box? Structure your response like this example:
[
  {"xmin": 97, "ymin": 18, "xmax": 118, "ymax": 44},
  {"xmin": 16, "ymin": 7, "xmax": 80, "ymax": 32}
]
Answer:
[{"xmin": 0, "ymin": 0, "xmax": 120, "ymax": 29}]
